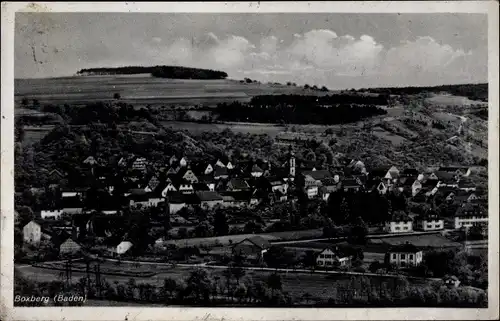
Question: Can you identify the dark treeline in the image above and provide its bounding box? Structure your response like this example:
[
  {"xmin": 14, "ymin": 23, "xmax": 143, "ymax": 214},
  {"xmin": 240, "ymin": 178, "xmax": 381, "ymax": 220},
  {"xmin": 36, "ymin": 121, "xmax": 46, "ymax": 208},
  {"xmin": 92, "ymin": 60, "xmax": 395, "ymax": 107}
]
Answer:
[
  {"xmin": 77, "ymin": 66, "xmax": 228, "ymax": 80},
  {"xmin": 215, "ymin": 96, "xmax": 387, "ymax": 125},
  {"xmin": 365, "ymin": 83, "xmax": 488, "ymax": 102},
  {"xmin": 250, "ymin": 94, "xmax": 389, "ymax": 106}
]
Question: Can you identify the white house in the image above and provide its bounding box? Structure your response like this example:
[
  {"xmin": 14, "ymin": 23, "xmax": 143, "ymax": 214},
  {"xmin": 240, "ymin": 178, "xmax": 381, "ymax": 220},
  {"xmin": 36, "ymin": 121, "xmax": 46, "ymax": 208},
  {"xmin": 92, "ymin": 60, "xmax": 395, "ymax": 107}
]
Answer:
[
  {"xmin": 178, "ymin": 182, "xmax": 194, "ymax": 194},
  {"xmin": 179, "ymin": 157, "xmax": 188, "ymax": 167},
  {"xmin": 385, "ymin": 212, "xmax": 413, "ymax": 233},
  {"xmin": 416, "ymin": 214, "xmax": 444, "ymax": 231},
  {"xmin": 226, "ymin": 161, "xmax": 234, "ymax": 170},
  {"xmin": 215, "ymin": 159, "xmax": 226, "ymax": 168},
  {"xmin": 316, "ymin": 247, "xmax": 352, "ymax": 268},
  {"xmin": 454, "ymin": 203, "xmax": 488, "ymax": 229},
  {"xmin": 251, "ymin": 164, "xmax": 264, "ymax": 178},
  {"xmin": 41, "ymin": 209, "xmax": 63, "ymax": 220},
  {"xmin": 411, "ymin": 180, "xmax": 422, "ymax": 196},
  {"xmin": 116, "ymin": 241, "xmax": 133, "ymax": 256},
  {"xmin": 387, "ymin": 242, "xmax": 422, "ymax": 268},
  {"xmin": 23, "ymin": 220, "xmax": 42, "ymax": 245},
  {"xmin": 132, "ymin": 157, "xmax": 147, "ymax": 171},
  {"xmin": 377, "ymin": 182, "xmax": 388, "ymax": 195},
  {"xmin": 204, "ymin": 164, "xmax": 214, "ymax": 175},
  {"xmin": 161, "ymin": 182, "xmax": 178, "ymax": 197}
]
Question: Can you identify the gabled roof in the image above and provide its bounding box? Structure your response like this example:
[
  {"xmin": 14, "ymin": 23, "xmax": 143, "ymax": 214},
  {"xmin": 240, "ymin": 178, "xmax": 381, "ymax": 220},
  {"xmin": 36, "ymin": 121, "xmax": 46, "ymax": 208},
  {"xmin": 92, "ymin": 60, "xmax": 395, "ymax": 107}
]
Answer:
[
  {"xmin": 318, "ymin": 246, "xmax": 351, "ymax": 259},
  {"xmin": 390, "ymin": 211, "xmax": 412, "ymax": 222},
  {"xmin": 228, "ymin": 178, "xmax": 250, "ymax": 190},
  {"xmin": 342, "ymin": 179, "xmax": 361, "ymax": 188},
  {"xmin": 401, "ymin": 168, "xmax": 419, "ymax": 176},
  {"xmin": 251, "ymin": 164, "xmax": 264, "ymax": 173},
  {"xmin": 302, "ymin": 170, "xmax": 332, "ymax": 181},
  {"xmin": 195, "ymin": 191, "xmax": 223, "ymax": 202},
  {"xmin": 389, "ymin": 243, "xmax": 420, "ymax": 253},
  {"xmin": 236, "ymin": 235, "xmax": 270, "ymax": 249},
  {"xmin": 214, "ymin": 166, "xmax": 229, "ymax": 177}
]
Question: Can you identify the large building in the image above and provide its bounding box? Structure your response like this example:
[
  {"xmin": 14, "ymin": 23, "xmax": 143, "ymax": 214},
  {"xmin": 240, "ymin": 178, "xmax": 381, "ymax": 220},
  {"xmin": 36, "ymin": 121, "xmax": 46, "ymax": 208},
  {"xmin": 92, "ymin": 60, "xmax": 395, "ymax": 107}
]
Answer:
[
  {"xmin": 23, "ymin": 220, "xmax": 42, "ymax": 245},
  {"xmin": 316, "ymin": 247, "xmax": 352, "ymax": 268},
  {"xmin": 454, "ymin": 203, "xmax": 488, "ymax": 229},
  {"xmin": 386, "ymin": 242, "xmax": 423, "ymax": 268},
  {"xmin": 385, "ymin": 211, "xmax": 413, "ymax": 233}
]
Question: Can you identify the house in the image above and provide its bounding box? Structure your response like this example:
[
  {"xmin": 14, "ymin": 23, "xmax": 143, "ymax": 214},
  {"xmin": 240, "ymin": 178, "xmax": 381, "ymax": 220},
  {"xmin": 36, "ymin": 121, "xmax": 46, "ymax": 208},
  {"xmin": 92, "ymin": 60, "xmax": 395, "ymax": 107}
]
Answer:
[
  {"xmin": 166, "ymin": 166, "xmax": 178, "ymax": 176},
  {"xmin": 267, "ymin": 177, "xmax": 288, "ymax": 196},
  {"xmin": 196, "ymin": 191, "xmax": 224, "ymax": 209},
  {"xmin": 214, "ymin": 166, "xmax": 229, "ymax": 180},
  {"xmin": 227, "ymin": 178, "xmax": 251, "ymax": 192},
  {"xmin": 443, "ymin": 275, "xmax": 461, "ymax": 288},
  {"xmin": 179, "ymin": 157, "xmax": 188, "ymax": 167},
  {"xmin": 161, "ymin": 182, "xmax": 178, "ymax": 196},
  {"xmin": 181, "ymin": 167, "xmax": 199, "ymax": 183},
  {"xmin": 83, "ymin": 156, "xmax": 98, "ymax": 166},
  {"xmin": 370, "ymin": 166, "xmax": 399, "ymax": 185},
  {"xmin": 400, "ymin": 168, "xmax": 420, "ymax": 179},
  {"xmin": 458, "ymin": 180, "xmax": 476, "ymax": 192},
  {"xmin": 48, "ymin": 169, "xmax": 65, "ymax": 183},
  {"xmin": 454, "ymin": 203, "xmax": 488, "ymax": 229},
  {"xmin": 319, "ymin": 185, "xmax": 338, "ymax": 201},
  {"xmin": 215, "ymin": 159, "xmax": 226, "ymax": 168},
  {"xmin": 167, "ymin": 193, "xmax": 187, "ymax": 214},
  {"xmin": 145, "ymin": 176, "xmax": 160, "ymax": 192},
  {"xmin": 434, "ymin": 171, "xmax": 459, "ymax": 187},
  {"xmin": 385, "ymin": 211, "xmax": 413, "ymax": 233},
  {"xmin": 178, "ymin": 180, "xmax": 194, "ymax": 194},
  {"xmin": 316, "ymin": 247, "xmax": 352, "ymax": 268},
  {"xmin": 304, "ymin": 181, "xmax": 319, "ymax": 199},
  {"xmin": 115, "ymin": 241, "xmax": 133, "ymax": 256},
  {"xmin": 416, "ymin": 213, "xmax": 444, "ymax": 231},
  {"xmin": 273, "ymin": 190, "xmax": 288, "ymax": 202},
  {"xmin": 128, "ymin": 189, "xmax": 151, "ymax": 208},
  {"xmin": 226, "ymin": 161, "xmax": 234, "ymax": 170},
  {"xmin": 61, "ymin": 195, "xmax": 84, "ymax": 215},
  {"xmin": 387, "ymin": 242, "xmax": 422, "ymax": 268},
  {"xmin": 59, "ymin": 238, "xmax": 82, "ymax": 256},
  {"xmin": 233, "ymin": 236, "xmax": 270, "ymax": 261},
  {"xmin": 342, "ymin": 179, "xmax": 361, "ymax": 192},
  {"xmin": 169, "ymin": 155, "xmax": 179, "ymax": 166},
  {"xmin": 132, "ymin": 157, "xmax": 147, "ymax": 171},
  {"xmin": 438, "ymin": 166, "xmax": 471, "ymax": 177},
  {"xmin": 251, "ymin": 164, "xmax": 264, "ymax": 178},
  {"xmin": 23, "ymin": 220, "xmax": 42, "ymax": 245},
  {"xmin": 376, "ymin": 181, "xmax": 388, "ymax": 195},
  {"xmin": 204, "ymin": 164, "xmax": 214, "ymax": 175},
  {"xmin": 41, "ymin": 209, "xmax": 64, "ymax": 220}
]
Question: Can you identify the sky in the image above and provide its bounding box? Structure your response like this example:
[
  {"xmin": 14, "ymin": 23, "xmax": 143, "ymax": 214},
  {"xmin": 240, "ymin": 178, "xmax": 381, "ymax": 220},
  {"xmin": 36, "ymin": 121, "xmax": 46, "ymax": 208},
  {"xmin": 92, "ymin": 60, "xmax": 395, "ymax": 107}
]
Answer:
[{"xmin": 15, "ymin": 13, "xmax": 488, "ymax": 89}]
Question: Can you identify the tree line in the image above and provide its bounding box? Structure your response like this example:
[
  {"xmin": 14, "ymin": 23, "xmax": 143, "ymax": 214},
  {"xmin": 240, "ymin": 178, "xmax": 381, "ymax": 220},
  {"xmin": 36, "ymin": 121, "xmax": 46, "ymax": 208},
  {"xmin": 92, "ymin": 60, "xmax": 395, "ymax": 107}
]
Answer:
[
  {"xmin": 215, "ymin": 100, "xmax": 387, "ymax": 125},
  {"xmin": 77, "ymin": 66, "xmax": 228, "ymax": 79},
  {"xmin": 364, "ymin": 83, "xmax": 487, "ymax": 102}
]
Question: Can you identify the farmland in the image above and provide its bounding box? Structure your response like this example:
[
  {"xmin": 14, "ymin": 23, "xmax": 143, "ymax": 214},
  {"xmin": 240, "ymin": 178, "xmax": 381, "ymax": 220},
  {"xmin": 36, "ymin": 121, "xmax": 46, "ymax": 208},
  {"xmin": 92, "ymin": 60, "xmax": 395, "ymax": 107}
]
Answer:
[{"xmin": 15, "ymin": 75, "xmax": 326, "ymax": 108}]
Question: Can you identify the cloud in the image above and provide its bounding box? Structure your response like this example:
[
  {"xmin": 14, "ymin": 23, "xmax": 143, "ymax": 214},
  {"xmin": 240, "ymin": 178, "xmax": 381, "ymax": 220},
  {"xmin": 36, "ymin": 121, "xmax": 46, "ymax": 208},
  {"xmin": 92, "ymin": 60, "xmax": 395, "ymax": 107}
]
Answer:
[{"xmin": 15, "ymin": 26, "xmax": 487, "ymax": 88}]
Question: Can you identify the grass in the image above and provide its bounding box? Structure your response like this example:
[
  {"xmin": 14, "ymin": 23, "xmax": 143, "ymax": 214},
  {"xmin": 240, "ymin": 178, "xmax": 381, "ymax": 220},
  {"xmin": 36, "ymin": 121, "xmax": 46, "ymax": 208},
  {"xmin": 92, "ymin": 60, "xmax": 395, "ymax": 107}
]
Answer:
[
  {"xmin": 426, "ymin": 94, "xmax": 488, "ymax": 107},
  {"xmin": 15, "ymin": 76, "xmax": 318, "ymax": 107}
]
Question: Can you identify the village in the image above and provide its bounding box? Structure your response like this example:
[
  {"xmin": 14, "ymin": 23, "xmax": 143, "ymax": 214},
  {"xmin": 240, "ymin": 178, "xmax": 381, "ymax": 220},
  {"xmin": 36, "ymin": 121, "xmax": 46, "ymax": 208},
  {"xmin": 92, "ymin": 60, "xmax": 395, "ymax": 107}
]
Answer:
[{"xmin": 16, "ymin": 145, "xmax": 488, "ymax": 283}]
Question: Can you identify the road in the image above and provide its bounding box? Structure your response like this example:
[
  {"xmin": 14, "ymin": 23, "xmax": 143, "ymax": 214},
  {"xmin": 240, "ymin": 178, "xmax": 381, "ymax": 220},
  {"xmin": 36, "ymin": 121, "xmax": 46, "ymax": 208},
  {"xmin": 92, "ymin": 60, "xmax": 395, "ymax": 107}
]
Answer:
[{"xmin": 271, "ymin": 230, "xmax": 448, "ymax": 245}]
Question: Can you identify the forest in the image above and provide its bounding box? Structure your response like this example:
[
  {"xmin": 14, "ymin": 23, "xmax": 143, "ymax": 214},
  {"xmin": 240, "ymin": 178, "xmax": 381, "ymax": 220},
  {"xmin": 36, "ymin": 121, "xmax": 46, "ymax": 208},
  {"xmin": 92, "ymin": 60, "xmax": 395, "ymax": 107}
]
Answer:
[
  {"xmin": 215, "ymin": 96, "xmax": 388, "ymax": 125},
  {"xmin": 77, "ymin": 65, "xmax": 228, "ymax": 79},
  {"xmin": 364, "ymin": 83, "xmax": 488, "ymax": 102}
]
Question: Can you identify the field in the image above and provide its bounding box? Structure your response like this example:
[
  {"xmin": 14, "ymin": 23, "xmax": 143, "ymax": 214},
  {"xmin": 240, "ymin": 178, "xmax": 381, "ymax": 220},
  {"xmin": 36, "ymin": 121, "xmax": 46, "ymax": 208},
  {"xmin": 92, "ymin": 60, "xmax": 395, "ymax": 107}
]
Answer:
[
  {"xmin": 15, "ymin": 75, "xmax": 325, "ymax": 108},
  {"xmin": 16, "ymin": 263, "xmax": 430, "ymax": 303},
  {"xmin": 161, "ymin": 121, "xmax": 287, "ymax": 137},
  {"xmin": 426, "ymin": 94, "xmax": 488, "ymax": 107},
  {"xmin": 157, "ymin": 229, "xmax": 323, "ymax": 247}
]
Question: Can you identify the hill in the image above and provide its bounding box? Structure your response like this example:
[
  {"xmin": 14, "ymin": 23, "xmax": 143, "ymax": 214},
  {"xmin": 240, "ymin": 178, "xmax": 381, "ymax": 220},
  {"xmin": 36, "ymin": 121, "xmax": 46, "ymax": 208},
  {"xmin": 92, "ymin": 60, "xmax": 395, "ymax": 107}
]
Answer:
[
  {"xmin": 77, "ymin": 65, "xmax": 228, "ymax": 80},
  {"xmin": 15, "ymin": 76, "xmax": 331, "ymax": 108}
]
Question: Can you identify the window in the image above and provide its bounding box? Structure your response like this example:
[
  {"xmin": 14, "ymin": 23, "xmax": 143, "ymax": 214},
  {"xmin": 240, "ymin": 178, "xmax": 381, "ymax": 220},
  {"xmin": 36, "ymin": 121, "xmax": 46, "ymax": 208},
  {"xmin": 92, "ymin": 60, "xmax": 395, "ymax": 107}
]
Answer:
[
  {"xmin": 401, "ymin": 261, "xmax": 406, "ymax": 267},
  {"xmin": 319, "ymin": 254, "xmax": 325, "ymax": 259},
  {"xmin": 403, "ymin": 226, "xmax": 408, "ymax": 230},
  {"xmin": 392, "ymin": 253, "xmax": 396, "ymax": 259},
  {"xmin": 395, "ymin": 226, "xmax": 400, "ymax": 231},
  {"xmin": 318, "ymin": 261, "xmax": 323, "ymax": 265},
  {"xmin": 326, "ymin": 261, "xmax": 332, "ymax": 265},
  {"xmin": 409, "ymin": 254, "xmax": 414, "ymax": 260},
  {"xmin": 401, "ymin": 254, "xmax": 406, "ymax": 260}
]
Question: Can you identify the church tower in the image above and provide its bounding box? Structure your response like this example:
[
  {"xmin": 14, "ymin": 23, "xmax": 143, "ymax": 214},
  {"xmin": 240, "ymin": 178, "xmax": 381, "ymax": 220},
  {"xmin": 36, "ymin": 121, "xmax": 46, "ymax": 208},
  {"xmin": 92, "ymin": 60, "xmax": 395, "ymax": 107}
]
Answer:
[{"xmin": 288, "ymin": 145, "xmax": 296, "ymax": 177}]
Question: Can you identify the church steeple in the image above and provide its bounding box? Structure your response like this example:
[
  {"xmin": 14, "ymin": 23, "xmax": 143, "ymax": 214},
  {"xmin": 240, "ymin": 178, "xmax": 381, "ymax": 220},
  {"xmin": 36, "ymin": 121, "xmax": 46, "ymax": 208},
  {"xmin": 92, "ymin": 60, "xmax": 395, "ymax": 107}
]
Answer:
[{"xmin": 288, "ymin": 145, "xmax": 296, "ymax": 177}]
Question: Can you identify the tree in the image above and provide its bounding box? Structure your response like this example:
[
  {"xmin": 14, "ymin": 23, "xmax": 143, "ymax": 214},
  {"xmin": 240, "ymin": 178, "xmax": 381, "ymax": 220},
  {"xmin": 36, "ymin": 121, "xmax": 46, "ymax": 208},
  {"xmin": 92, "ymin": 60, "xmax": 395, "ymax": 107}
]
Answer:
[
  {"xmin": 213, "ymin": 211, "xmax": 229, "ymax": 236},
  {"xmin": 301, "ymin": 250, "xmax": 317, "ymax": 272},
  {"xmin": 349, "ymin": 216, "xmax": 368, "ymax": 245},
  {"xmin": 266, "ymin": 273, "xmax": 282, "ymax": 297},
  {"xmin": 162, "ymin": 277, "xmax": 178, "ymax": 302},
  {"xmin": 185, "ymin": 269, "xmax": 212, "ymax": 303},
  {"xmin": 264, "ymin": 246, "xmax": 293, "ymax": 270},
  {"xmin": 113, "ymin": 93, "xmax": 121, "ymax": 100}
]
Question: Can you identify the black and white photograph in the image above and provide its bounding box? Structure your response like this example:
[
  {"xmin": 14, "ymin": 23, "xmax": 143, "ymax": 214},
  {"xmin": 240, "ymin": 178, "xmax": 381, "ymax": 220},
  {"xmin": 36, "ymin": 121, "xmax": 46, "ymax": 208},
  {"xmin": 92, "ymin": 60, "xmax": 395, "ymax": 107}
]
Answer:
[{"xmin": 1, "ymin": 2, "xmax": 499, "ymax": 320}]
